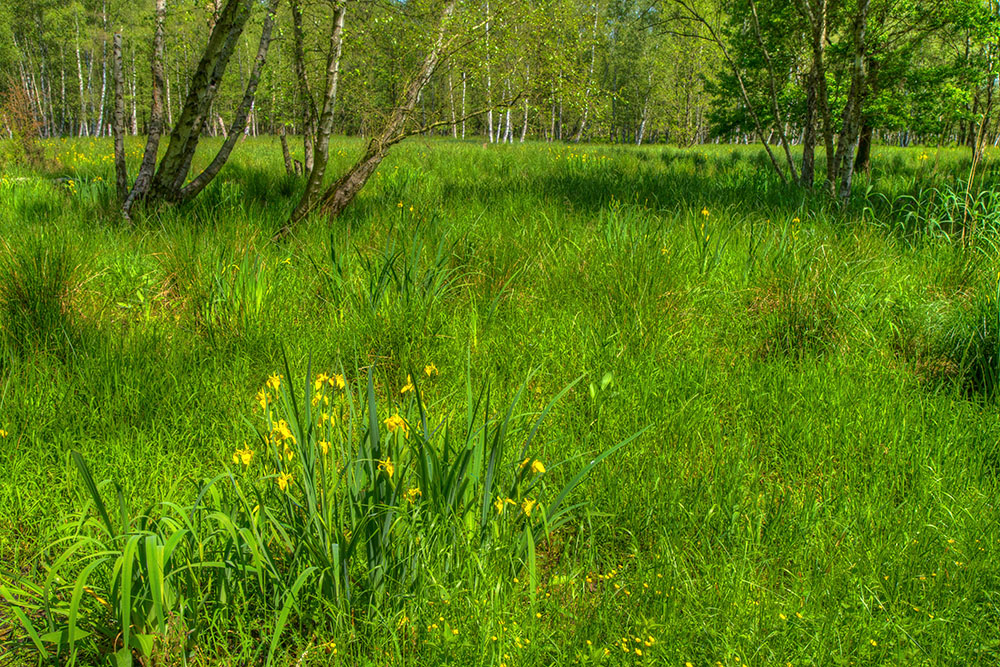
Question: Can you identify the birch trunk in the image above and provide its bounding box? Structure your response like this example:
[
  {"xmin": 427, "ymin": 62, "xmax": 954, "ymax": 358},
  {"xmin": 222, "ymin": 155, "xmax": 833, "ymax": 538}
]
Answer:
[
  {"xmin": 149, "ymin": 0, "xmax": 254, "ymax": 201},
  {"xmin": 113, "ymin": 33, "xmax": 128, "ymax": 202},
  {"xmin": 800, "ymin": 67, "xmax": 817, "ymax": 187},
  {"xmin": 178, "ymin": 0, "xmax": 281, "ymax": 202},
  {"xmin": 75, "ymin": 12, "xmax": 88, "ymax": 136},
  {"xmin": 290, "ymin": 0, "xmax": 317, "ymax": 171},
  {"xmin": 275, "ymin": 0, "xmax": 457, "ymax": 239},
  {"xmin": 288, "ymin": 1, "xmax": 348, "ymax": 222},
  {"xmin": 122, "ymin": 0, "xmax": 167, "ymax": 217},
  {"xmin": 834, "ymin": 0, "xmax": 871, "ymax": 202}
]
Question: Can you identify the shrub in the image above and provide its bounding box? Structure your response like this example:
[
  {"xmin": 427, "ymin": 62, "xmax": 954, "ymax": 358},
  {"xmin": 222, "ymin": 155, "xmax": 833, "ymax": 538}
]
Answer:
[
  {"xmin": 0, "ymin": 237, "xmax": 77, "ymax": 358},
  {"xmin": 0, "ymin": 82, "xmax": 45, "ymax": 168}
]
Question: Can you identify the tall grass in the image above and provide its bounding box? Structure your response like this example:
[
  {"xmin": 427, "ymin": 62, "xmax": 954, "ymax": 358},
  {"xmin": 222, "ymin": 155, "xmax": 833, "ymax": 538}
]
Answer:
[{"xmin": 0, "ymin": 138, "xmax": 998, "ymax": 665}]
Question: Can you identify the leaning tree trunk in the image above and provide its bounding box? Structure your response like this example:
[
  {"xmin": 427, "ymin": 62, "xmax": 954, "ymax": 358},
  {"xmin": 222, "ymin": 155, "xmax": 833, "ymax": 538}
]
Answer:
[
  {"xmin": 274, "ymin": 0, "xmax": 458, "ymax": 240},
  {"xmin": 177, "ymin": 0, "xmax": 281, "ymax": 202},
  {"xmin": 147, "ymin": 0, "xmax": 253, "ymax": 202},
  {"xmin": 122, "ymin": 0, "xmax": 167, "ymax": 218}
]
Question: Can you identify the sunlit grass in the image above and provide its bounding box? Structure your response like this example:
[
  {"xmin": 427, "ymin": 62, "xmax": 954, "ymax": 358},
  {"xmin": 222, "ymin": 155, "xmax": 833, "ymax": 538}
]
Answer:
[{"xmin": 0, "ymin": 137, "xmax": 998, "ymax": 665}]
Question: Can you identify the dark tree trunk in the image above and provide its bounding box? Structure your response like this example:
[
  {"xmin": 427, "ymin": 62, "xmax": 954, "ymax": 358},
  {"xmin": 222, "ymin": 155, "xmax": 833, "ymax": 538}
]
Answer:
[
  {"xmin": 854, "ymin": 122, "xmax": 873, "ymax": 174},
  {"xmin": 800, "ymin": 66, "xmax": 817, "ymax": 188},
  {"xmin": 178, "ymin": 0, "xmax": 280, "ymax": 202},
  {"xmin": 834, "ymin": 0, "xmax": 871, "ymax": 202},
  {"xmin": 290, "ymin": 0, "xmax": 317, "ymax": 172},
  {"xmin": 288, "ymin": 1, "xmax": 347, "ymax": 224},
  {"xmin": 122, "ymin": 0, "xmax": 166, "ymax": 218},
  {"xmin": 112, "ymin": 32, "xmax": 128, "ymax": 202},
  {"xmin": 280, "ymin": 124, "xmax": 294, "ymax": 174},
  {"xmin": 148, "ymin": 0, "xmax": 253, "ymax": 202}
]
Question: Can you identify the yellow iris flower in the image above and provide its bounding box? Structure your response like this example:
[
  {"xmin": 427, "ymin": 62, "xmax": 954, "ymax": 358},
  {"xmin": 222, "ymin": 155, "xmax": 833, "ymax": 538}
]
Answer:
[
  {"xmin": 232, "ymin": 446, "xmax": 253, "ymax": 466},
  {"xmin": 277, "ymin": 472, "xmax": 293, "ymax": 491}
]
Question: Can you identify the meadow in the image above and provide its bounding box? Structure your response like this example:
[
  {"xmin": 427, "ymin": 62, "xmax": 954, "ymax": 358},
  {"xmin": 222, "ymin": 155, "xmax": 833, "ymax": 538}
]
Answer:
[{"xmin": 0, "ymin": 136, "xmax": 999, "ymax": 665}]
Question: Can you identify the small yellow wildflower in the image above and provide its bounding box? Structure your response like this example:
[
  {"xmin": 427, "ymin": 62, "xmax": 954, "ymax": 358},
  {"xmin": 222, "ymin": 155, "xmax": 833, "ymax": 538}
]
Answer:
[
  {"xmin": 277, "ymin": 472, "xmax": 293, "ymax": 491},
  {"xmin": 283, "ymin": 446, "xmax": 295, "ymax": 462},
  {"xmin": 404, "ymin": 487, "xmax": 422, "ymax": 503},
  {"xmin": 400, "ymin": 375, "xmax": 415, "ymax": 394},
  {"xmin": 494, "ymin": 496, "xmax": 516, "ymax": 514},
  {"xmin": 384, "ymin": 414, "xmax": 408, "ymax": 435},
  {"xmin": 701, "ymin": 207, "xmax": 709, "ymax": 217},
  {"xmin": 314, "ymin": 373, "xmax": 330, "ymax": 392},
  {"xmin": 378, "ymin": 457, "xmax": 395, "ymax": 479},
  {"xmin": 0, "ymin": 429, "xmax": 7, "ymax": 438},
  {"xmin": 520, "ymin": 458, "xmax": 545, "ymax": 474},
  {"xmin": 232, "ymin": 445, "xmax": 253, "ymax": 466},
  {"xmin": 424, "ymin": 363, "xmax": 439, "ymax": 377},
  {"xmin": 266, "ymin": 374, "xmax": 281, "ymax": 391},
  {"xmin": 273, "ymin": 419, "xmax": 295, "ymax": 443},
  {"xmin": 329, "ymin": 374, "xmax": 346, "ymax": 390},
  {"xmin": 255, "ymin": 389, "xmax": 270, "ymax": 411},
  {"xmin": 319, "ymin": 440, "xmax": 331, "ymax": 455},
  {"xmin": 522, "ymin": 498, "xmax": 537, "ymax": 516}
]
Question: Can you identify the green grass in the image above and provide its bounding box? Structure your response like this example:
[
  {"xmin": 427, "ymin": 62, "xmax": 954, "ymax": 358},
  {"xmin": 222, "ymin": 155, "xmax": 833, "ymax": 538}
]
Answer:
[{"xmin": 1, "ymin": 137, "xmax": 999, "ymax": 665}]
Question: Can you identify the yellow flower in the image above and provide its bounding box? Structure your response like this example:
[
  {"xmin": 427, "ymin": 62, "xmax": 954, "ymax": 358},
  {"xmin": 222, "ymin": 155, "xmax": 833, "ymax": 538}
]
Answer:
[
  {"xmin": 400, "ymin": 375, "xmax": 415, "ymax": 394},
  {"xmin": 319, "ymin": 440, "xmax": 331, "ymax": 455},
  {"xmin": 522, "ymin": 498, "xmax": 537, "ymax": 516},
  {"xmin": 318, "ymin": 412, "xmax": 332, "ymax": 427},
  {"xmin": 255, "ymin": 389, "xmax": 270, "ymax": 411},
  {"xmin": 314, "ymin": 373, "xmax": 330, "ymax": 392},
  {"xmin": 384, "ymin": 414, "xmax": 408, "ymax": 435},
  {"xmin": 266, "ymin": 374, "xmax": 281, "ymax": 391},
  {"xmin": 520, "ymin": 458, "xmax": 545, "ymax": 474},
  {"xmin": 329, "ymin": 374, "xmax": 346, "ymax": 390},
  {"xmin": 404, "ymin": 487, "xmax": 422, "ymax": 503},
  {"xmin": 0, "ymin": 429, "xmax": 7, "ymax": 438},
  {"xmin": 397, "ymin": 201, "xmax": 404, "ymax": 208},
  {"xmin": 424, "ymin": 363, "xmax": 439, "ymax": 377},
  {"xmin": 378, "ymin": 457, "xmax": 395, "ymax": 479},
  {"xmin": 273, "ymin": 419, "xmax": 295, "ymax": 443},
  {"xmin": 494, "ymin": 496, "xmax": 516, "ymax": 514},
  {"xmin": 792, "ymin": 217, "xmax": 800, "ymax": 224},
  {"xmin": 277, "ymin": 472, "xmax": 293, "ymax": 491},
  {"xmin": 283, "ymin": 446, "xmax": 295, "ymax": 461},
  {"xmin": 701, "ymin": 207, "xmax": 709, "ymax": 217},
  {"xmin": 232, "ymin": 445, "xmax": 253, "ymax": 466}
]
